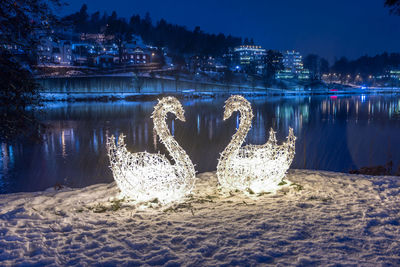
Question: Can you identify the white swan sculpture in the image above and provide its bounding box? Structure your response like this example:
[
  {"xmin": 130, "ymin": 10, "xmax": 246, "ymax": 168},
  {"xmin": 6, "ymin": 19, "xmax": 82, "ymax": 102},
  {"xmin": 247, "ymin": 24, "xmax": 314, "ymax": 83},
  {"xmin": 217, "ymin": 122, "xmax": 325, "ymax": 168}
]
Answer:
[
  {"xmin": 106, "ymin": 97, "xmax": 196, "ymax": 204},
  {"xmin": 217, "ymin": 95, "xmax": 296, "ymax": 194}
]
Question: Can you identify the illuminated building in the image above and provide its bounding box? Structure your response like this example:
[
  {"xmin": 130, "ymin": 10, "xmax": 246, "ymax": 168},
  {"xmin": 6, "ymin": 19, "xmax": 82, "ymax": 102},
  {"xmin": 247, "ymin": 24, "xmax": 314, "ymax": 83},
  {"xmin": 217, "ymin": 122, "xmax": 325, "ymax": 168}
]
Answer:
[
  {"xmin": 37, "ymin": 37, "xmax": 72, "ymax": 65},
  {"xmin": 189, "ymin": 55, "xmax": 226, "ymax": 73},
  {"xmin": 389, "ymin": 69, "xmax": 400, "ymax": 80},
  {"xmin": 283, "ymin": 50, "xmax": 304, "ymax": 74},
  {"xmin": 276, "ymin": 50, "xmax": 309, "ymax": 80},
  {"xmin": 298, "ymin": 69, "xmax": 311, "ymax": 80},
  {"xmin": 80, "ymin": 33, "xmax": 114, "ymax": 44},
  {"xmin": 94, "ymin": 54, "xmax": 116, "ymax": 68},
  {"xmin": 122, "ymin": 45, "xmax": 150, "ymax": 64},
  {"xmin": 233, "ymin": 45, "xmax": 266, "ymax": 74},
  {"xmin": 275, "ymin": 69, "xmax": 294, "ymax": 79},
  {"xmin": 71, "ymin": 43, "xmax": 93, "ymax": 65}
]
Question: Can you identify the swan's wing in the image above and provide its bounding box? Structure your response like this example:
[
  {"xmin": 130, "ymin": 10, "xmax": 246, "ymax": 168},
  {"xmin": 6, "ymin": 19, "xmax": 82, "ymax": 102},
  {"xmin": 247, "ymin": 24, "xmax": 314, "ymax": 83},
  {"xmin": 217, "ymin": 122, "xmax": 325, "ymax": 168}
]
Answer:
[
  {"xmin": 237, "ymin": 127, "xmax": 296, "ymax": 165},
  {"xmin": 258, "ymin": 127, "xmax": 296, "ymax": 171},
  {"xmin": 282, "ymin": 127, "xmax": 296, "ymax": 162},
  {"xmin": 225, "ymin": 128, "xmax": 296, "ymax": 193},
  {"xmin": 130, "ymin": 152, "xmax": 170, "ymax": 167},
  {"xmin": 266, "ymin": 128, "xmax": 277, "ymax": 146},
  {"xmin": 237, "ymin": 144, "xmax": 265, "ymax": 158},
  {"xmin": 107, "ymin": 135, "xmax": 171, "ymax": 167}
]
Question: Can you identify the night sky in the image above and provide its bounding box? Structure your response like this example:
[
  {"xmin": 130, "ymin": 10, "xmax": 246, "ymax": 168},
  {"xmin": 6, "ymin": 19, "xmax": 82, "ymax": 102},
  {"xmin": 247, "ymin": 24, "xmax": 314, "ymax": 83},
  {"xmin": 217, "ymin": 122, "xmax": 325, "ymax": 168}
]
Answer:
[{"xmin": 63, "ymin": 0, "xmax": 400, "ymax": 62}]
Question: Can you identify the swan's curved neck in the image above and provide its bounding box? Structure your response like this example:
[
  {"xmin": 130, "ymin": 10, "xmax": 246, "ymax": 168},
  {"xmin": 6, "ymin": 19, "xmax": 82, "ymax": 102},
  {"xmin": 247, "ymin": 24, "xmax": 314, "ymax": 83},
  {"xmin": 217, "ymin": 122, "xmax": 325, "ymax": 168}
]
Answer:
[
  {"xmin": 153, "ymin": 108, "xmax": 194, "ymax": 175},
  {"xmin": 219, "ymin": 103, "xmax": 253, "ymax": 162}
]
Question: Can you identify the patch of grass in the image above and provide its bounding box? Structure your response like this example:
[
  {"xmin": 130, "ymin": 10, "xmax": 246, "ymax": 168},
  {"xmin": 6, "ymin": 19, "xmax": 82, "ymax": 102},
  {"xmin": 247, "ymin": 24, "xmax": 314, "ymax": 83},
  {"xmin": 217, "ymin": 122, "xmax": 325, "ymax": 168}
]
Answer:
[
  {"xmin": 321, "ymin": 197, "xmax": 332, "ymax": 203},
  {"xmin": 54, "ymin": 209, "xmax": 66, "ymax": 216},
  {"xmin": 149, "ymin": 198, "xmax": 159, "ymax": 204},
  {"xmin": 290, "ymin": 183, "xmax": 304, "ymax": 191},
  {"xmin": 75, "ymin": 208, "xmax": 84, "ymax": 213},
  {"xmin": 236, "ymin": 200, "xmax": 256, "ymax": 206},
  {"xmin": 257, "ymin": 191, "xmax": 271, "ymax": 197},
  {"xmin": 92, "ymin": 204, "xmax": 107, "ymax": 213},
  {"xmin": 110, "ymin": 199, "xmax": 124, "ymax": 211},
  {"xmin": 278, "ymin": 180, "xmax": 287, "ymax": 186},
  {"xmin": 205, "ymin": 195, "xmax": 218, "ymax": 200},
  {"xmin": 193, "ymin": 198, "xmax": 214, "ymax": 204},
  {"xmin": 246, "ymin": 188, "xmax": 255, "ymax": 195},
  {"xmin": 163, "ymin": 202, "xmax": 194, "ymax": 213}
]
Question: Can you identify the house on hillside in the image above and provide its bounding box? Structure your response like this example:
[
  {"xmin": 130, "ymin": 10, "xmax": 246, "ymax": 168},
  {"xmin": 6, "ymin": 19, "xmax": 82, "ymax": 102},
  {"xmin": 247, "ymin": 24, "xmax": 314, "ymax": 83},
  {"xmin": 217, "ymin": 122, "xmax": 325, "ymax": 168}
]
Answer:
[
  {"xmin": 94, "ymin": 54, "xmax": 115, "ymax": 68},
  {"xmin": 37, "ymin": 37, "xmax": 72, "ymax": 65},
  {"xmin": 122, "ymin": 44, "xmax": 150, "ymax": 64}
]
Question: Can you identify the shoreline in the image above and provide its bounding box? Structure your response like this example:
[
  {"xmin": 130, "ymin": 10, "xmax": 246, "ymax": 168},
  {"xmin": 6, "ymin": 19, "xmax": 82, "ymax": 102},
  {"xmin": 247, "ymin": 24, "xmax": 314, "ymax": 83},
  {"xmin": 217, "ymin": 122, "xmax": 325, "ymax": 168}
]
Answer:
[
  {"xmin": 0, "ymin": 168, "xmax": 397, "ymax": 196},
  {"xmin": 40, "ymin": 89, "xmax": 400, "ymax": 102},
  {"xmin": 36, "ymin": 75, "xmax": 400, "ymax": 102}
]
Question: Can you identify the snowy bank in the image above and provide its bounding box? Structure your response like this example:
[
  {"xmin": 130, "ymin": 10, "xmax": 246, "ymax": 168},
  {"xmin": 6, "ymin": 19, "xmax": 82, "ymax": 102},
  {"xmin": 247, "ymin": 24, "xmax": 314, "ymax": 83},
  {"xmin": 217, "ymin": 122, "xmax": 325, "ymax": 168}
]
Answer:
[{"xmin": 0, "ymin": 170, "xmax": 399, "ymax": 266}]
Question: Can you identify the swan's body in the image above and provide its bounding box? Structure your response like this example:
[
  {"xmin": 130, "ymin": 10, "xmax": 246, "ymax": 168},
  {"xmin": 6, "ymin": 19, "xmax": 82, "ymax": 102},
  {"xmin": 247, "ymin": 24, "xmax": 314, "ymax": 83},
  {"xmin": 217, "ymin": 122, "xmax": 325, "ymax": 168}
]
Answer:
[
  {"xmin": 217, "ymin": 95, "xmax": 296, "ymax": 193},
  {"xmin": 106, "ymin": 97, "xmax": 196, "ymax": 203}
]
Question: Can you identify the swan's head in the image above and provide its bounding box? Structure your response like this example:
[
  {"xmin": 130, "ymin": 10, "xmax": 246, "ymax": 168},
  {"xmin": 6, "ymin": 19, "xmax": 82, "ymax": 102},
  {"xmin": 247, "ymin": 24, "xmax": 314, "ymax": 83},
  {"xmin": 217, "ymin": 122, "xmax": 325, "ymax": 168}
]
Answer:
[
  {"xmin": 223, "ymin": 95, "xmax": 250, "ymax": 120},
  {"xmin": 174, "ymin": 102, "xmax": 186, "ymax": 122},
  {"xmin": 154, "ymin": 96, "xmax": 186, "ymax": 122}
]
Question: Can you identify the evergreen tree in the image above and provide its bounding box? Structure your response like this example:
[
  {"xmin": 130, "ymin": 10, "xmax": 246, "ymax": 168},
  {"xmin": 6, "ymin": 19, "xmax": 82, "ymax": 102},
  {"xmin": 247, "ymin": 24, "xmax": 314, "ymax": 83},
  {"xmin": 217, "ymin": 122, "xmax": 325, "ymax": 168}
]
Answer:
[
  {"xmin": 0, "ymin": 0, "xmax": 61, "ymax": 141},
  {"xmin": 66, "ymin": 7, "xmax": 242, "ymax": 56},
  {"xmin": 264, "ymin": 50, "xmax": 284, "ymax": 86},
  {"xmin": 385, "ymin": 0, "xmax": 400, "ymax": 14}
]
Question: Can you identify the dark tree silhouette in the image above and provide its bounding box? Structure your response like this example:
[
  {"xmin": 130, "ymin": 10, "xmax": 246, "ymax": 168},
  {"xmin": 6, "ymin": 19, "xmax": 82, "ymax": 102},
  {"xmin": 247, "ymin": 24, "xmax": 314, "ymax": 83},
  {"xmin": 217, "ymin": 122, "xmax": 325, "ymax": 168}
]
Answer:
[
  {"xmin": 0, "ymin": 53, "xmax": 42, "ymax": 141},
  {"xmin": 263, "ymin": 50, "xmax": 284, "ymax": 86},
  {"xmin": 319, "ymin": 58, "xmax": 330, "ymax": 74},
  {"xmin": 303, "ymin": 54, "xmax": 330, "ymax": 79},
  {"xmin": 105, "ymin": 12, "xmax": 132, "ymax": 63},
  {"xmin": 62, "ymin": 4, "xmax": 89, "ymax": 32},
  {"xmin": 1, "ymin": 0, "xmax": 61, "ymax": 61},
  {"xmin": 385, "ymin": 0, "xmax": 400, "ymax": 14},
  {"xmin": 64, "ymin": 5, "xmax": 242, "ymax": 56},
  {"xmin": 331, "ymin": 53, "xmax": 400, "ymax": 77},
  {"xmin": 0, "ymin": 0, "xmax": 61, "ymax": 141}
]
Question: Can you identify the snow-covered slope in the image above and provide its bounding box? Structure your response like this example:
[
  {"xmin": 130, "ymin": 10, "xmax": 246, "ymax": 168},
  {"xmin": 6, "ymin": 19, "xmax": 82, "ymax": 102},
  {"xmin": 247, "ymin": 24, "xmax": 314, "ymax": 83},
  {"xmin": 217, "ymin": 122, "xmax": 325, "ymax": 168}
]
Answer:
[{"xmin": 0, "ymin": 170, "xmax": 399, "ymax": 266}]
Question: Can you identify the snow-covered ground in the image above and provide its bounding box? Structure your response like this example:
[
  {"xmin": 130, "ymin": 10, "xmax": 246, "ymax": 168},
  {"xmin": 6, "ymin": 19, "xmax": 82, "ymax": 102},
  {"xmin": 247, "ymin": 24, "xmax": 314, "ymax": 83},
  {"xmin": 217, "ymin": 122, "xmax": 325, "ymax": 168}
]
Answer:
[{"xmin": 1, "ymin": 170, "xmax": 399, "ymax": 266}]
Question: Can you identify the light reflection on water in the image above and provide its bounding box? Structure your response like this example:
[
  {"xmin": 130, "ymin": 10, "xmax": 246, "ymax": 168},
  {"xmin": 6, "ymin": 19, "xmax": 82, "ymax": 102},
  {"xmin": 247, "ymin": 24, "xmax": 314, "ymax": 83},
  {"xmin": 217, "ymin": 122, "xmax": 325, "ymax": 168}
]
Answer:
[{"xmin": 1, "ymin": 94, "xmax": 400, "ymax": 194}]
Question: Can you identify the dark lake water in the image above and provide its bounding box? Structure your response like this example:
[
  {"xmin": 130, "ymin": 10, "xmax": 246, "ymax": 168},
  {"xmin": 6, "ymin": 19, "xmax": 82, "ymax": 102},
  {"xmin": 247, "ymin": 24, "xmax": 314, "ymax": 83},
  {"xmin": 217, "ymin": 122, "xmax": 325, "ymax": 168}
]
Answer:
[{"xmin": 2, "ymin": 94, "xmax": 400, "ymax": 194}]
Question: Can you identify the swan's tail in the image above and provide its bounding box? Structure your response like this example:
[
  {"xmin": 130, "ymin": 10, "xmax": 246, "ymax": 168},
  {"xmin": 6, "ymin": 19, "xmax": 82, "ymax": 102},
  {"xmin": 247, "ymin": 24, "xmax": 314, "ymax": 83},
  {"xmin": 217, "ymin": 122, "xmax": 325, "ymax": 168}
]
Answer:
[
  {"xmin": 106, "ymin": 134, "xmax": 135, "ymax": 195},
  {"xmin": 266, "ymin": 128, "xmax": 277, "ymax": 146},
  {"xmin": 263, "ymin": 127, "xmax": 296, "ymax": 167},
  {"xmin": 284, "ymin": 127, "xmax": 296, "ymax": 164}
]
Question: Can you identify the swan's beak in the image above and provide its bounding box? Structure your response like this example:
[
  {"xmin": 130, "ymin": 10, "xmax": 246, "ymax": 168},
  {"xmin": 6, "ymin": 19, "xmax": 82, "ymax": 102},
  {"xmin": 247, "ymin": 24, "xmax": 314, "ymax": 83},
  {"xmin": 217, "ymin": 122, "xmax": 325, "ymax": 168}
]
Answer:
[
  {"xmin": 176, "ymin": 113, "xmax": 186, "ymax": 122},
  {"xmin": 223, "ymin": 110, "xmax": 231, "ymax": 120},
  {"xmin": 223, "ymin": 102, "xmax": 234, "ymax": 120}
]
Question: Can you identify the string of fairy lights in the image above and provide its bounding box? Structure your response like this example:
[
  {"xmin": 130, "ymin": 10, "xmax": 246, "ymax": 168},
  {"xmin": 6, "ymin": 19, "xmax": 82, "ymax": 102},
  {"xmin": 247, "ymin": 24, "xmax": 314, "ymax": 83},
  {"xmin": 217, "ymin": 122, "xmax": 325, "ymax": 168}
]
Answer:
[
  {"xmin": 217, "ymin": 95, "xmax": 296, "ymax": 194},
  {"xmin": 107, "ymin": 95, "xmax": 296, "ymax": 204},
  {"xmin": 107, "ymin": 97, "xmax": 196, "ymax": 204}
]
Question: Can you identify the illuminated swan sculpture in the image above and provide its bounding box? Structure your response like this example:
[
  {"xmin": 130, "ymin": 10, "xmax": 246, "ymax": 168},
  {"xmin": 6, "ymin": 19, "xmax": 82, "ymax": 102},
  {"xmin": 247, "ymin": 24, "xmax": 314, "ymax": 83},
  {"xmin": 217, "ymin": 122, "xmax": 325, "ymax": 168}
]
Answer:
[
  {"xmin": 106, "ymin": 97, "xmax": 196, "ymax": 204},
  {"xmin": 217, "ymin": 95, "xmax": 296, "ymax": 193}
]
